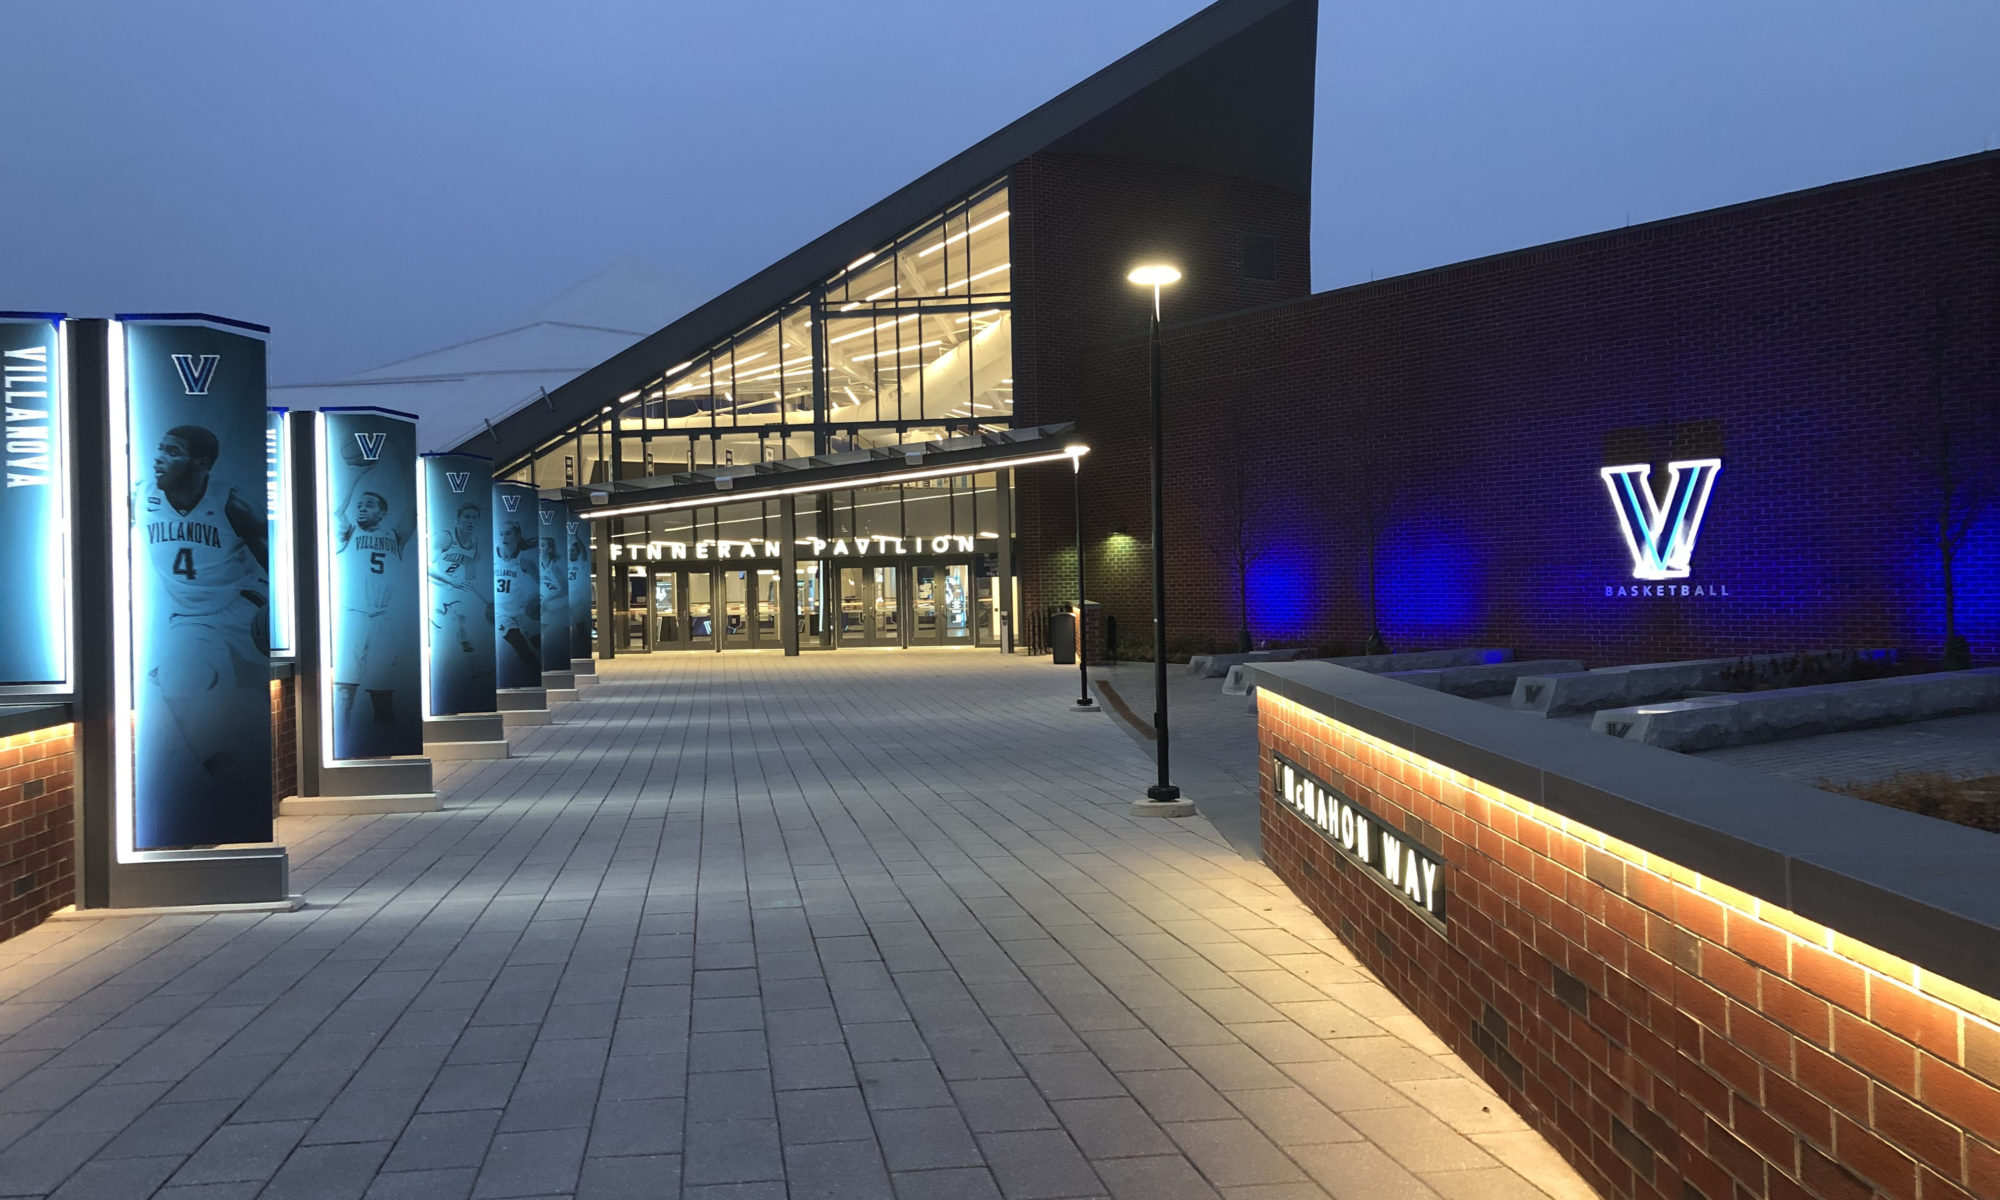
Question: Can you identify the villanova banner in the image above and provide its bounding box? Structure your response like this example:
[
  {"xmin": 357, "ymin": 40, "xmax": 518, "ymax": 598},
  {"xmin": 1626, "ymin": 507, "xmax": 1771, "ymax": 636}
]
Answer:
[
  {"xmin": 492, "ymin": 480, "xmax": 541, "ymax": 688},
  {"xmin": 122, "ymin": 317, "xmax": 272, "ymax": 849},
  {"xmin": 0, "ymin": 314, "xmax": 69, "ymax": 686},
  {"xmin": 322, "ymin": 408, "xmax": 421, "ymax": 759},
  {"xmin": 422, "ymin": 454, "xmax": 496, "ymax": 715},
  {"xmin": 265, "ymin": 409, "xmax": 296, "ymax": 658},
  {"xmin": 565, "ymin": 513, "xmax": 592, "ymax": 660},
  {"xmin": 537, "ymin": 497, "xmax": 570, "ymax": 672}
]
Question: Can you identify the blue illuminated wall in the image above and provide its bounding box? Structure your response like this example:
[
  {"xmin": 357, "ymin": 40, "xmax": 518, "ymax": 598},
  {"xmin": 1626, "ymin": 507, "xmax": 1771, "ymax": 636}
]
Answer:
[{"xmin": 1048, "ymin": 152, "xmax": 2000, "ymax": 666}]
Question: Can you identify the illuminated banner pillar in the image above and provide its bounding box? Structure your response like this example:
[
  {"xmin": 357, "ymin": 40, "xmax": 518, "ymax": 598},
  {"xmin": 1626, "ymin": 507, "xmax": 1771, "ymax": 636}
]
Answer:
[
  {"xmin": 422, "ymin": 453, "xmax": 497, "ymax": 715},
  {"xmin": 0, "ymin": 314, "xmax": 70, "ymax": 688},
  {"xmin": 64, "ymin": 315, "xmax": 290, "ymax": 910},
  {"xmin": 566, "ymin": 512, "xmax": 592, "ymax": 662},
  {"xmin": 319, "ymin": 408, "xmax": 422, "ymax": 760},
  {"xmin": 493, "ymin": 481, "xmax": 541, "ymax": 689},
  {"xmin": 537, "ymin": 497, "xmax": 571, "ymax": 674},
  {"xmin": 265, "ymin": 409, "xmax": 296, "ymax": 658}
]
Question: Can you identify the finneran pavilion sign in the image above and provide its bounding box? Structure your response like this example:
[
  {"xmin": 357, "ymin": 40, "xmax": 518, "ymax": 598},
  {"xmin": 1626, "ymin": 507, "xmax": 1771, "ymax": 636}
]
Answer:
[{"xmin": 1272, "ymin": 752, "xmax": 1446, "ymax": 929}]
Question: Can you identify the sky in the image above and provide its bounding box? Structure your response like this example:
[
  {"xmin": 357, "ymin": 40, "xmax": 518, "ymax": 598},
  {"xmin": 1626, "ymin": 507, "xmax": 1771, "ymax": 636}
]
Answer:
[{"xmin": 4, "ymin": 1, "xmax": 1995, "ymax": 385}]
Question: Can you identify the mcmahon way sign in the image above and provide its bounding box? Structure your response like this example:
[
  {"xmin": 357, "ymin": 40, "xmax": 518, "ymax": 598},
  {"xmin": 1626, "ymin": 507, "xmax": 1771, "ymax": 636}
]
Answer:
[{"xmin": 1272, "ymin": 752, "xmax": 1447, "ymax": 930}]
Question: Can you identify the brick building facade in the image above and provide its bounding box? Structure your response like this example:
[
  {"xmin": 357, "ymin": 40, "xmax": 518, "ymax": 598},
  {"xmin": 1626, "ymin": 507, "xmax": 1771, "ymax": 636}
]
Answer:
[{"xmin": 1022, "ymin": 151, "xmax": 2000, "ymax": 666}]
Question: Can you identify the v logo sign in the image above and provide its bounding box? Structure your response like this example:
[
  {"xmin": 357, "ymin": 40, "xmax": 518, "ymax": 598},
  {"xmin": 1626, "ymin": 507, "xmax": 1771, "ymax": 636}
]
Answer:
[
  {"xmin": 353, "ymin": 432, "xmax": 387, "ymax": 461},
  {"xmin": 1600, "ymin": 459, "xmax": 1722, "ymax": 580},
  {"xmin": 171, "ymin": 353, "xmax": 220, "ymax": 395},
  {"xmin": 501, "ymin": 495, "xmax": 520, "ymax": 513},
  {"xmin": 446, "ymin": 471, "xmax": 470, "ymax": 493}
]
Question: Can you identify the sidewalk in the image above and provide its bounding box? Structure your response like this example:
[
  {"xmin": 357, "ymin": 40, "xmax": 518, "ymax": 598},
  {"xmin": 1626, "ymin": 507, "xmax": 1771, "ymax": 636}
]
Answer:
[{"xmin": 0, "ymin": 651, "xmax": 1592, "ymax": 1199}]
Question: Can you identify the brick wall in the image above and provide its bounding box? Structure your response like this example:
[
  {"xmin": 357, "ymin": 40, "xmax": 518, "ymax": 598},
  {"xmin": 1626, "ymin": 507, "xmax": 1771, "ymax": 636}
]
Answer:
[
  {"xmin": 271, "ymin": 672, "xmax": 297, "ymax": 813},
  {"xmin": 1260, "ymin": 690, "xmax": 2000, "ymax": 1200},
  {"xmin": 1009, "ymin": 149, "xmax": 1311, "ymax": 653},
  {"xmin": 0, "ymin": 725, "xmax": 75, "ymax": 942},
  {"xmin": 1030, "ymin": 152, "xmax": 2000, "ymax": 665}
]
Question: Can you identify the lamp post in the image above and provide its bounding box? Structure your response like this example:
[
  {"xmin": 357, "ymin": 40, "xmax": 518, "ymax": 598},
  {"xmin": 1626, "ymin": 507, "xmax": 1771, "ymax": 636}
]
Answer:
[
  {"xmin": 1071, "ymin": 449, "xmax": 1097, "ymax": 711},
  {"xmin": 1127, "ymin": 264, "xmax": 1194, "ymax": 817}
]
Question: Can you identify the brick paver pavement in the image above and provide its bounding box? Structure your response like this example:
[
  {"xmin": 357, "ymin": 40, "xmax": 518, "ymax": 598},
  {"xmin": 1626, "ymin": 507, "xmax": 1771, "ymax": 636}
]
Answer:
[{"xmin": 0, "ymin": 651, "xmax": 1593, "ymax": 1199}]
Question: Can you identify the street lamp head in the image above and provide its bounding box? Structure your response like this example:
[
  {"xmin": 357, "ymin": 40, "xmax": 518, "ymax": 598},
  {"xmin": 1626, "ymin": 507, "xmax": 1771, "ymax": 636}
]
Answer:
[
  {"xmin": 1064, "ymin": 442, "xmax": 1088, "ymax": 472},
  {"xmin": 1127, "ymin": 265, "xmax": 1182, "ymax": 288}
]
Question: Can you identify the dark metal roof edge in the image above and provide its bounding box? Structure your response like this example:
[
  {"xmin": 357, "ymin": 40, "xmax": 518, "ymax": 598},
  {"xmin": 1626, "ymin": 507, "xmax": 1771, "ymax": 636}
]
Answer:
[{"xmin": 452, "ymin": 0, "xmax": 1313, "ymax": 465}]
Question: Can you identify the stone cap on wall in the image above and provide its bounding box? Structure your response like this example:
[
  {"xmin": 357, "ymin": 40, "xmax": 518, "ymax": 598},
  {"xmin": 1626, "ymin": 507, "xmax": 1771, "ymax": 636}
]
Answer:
[
  {"xmin": 0, "ymin": 703, "xmax": 71, "ymax": 741},
  {"xmin": 1247, "ymin": 661, "xmax": 2000, "ymax": 1000}
]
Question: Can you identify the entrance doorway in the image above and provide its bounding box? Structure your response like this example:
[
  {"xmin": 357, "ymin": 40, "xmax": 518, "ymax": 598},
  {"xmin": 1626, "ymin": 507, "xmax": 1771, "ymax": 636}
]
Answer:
[
  {"xmin": 837, "ymin": 566, "xmax": 900, "ymax": 646},
  {"xmin": 908, "ymin": 562, "xmax": 974, "ymax": 645}
]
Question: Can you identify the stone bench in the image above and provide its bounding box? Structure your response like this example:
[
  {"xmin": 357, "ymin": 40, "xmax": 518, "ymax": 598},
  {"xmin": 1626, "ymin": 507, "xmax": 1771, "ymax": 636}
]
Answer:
[
  {"xmin": 1385, "ymin": 659, "xmax": 1586, "ymax": 699},
  {"xmin": 1591, "ymin": 667, "xmax": 2000, "ymax": 751},
  {"xmin": 1509, "ymin": 652, "xmax": 1877, "ymax": 717},
  {"xmin": 1233, "ymin": 648, "xmax": 1514, "ymax": 701},
  {"xmin": 1189, "ymin": 648, "xmax": 1304, "ymax": 679}
]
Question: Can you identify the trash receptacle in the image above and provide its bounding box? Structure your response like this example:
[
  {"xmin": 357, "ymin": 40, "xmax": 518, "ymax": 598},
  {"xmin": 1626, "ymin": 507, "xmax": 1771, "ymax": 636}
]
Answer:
[{"xmin": 1052, "ymin": 607, "xmax": 1077, "ymax": 665}]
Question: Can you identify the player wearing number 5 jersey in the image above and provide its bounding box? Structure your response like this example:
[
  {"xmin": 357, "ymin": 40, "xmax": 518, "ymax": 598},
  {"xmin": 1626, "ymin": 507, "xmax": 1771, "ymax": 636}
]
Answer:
[
  {"xmin": 141, "ymin": 425, "xmax": 269, "ymax": 782},
  {"xmin": 335, "ymin": 477, "xmax": 415, "ymax": 737}
]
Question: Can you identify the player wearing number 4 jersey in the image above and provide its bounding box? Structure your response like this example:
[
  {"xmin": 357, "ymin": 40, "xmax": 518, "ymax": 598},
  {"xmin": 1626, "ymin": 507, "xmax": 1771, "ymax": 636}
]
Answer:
[
  {"xmin": 141, "ymin": 425, "xmax": 268, "ymax": 782},
  {"xmin": 336, "ymin": 476, "xmax": 415, "ymax": 735}
]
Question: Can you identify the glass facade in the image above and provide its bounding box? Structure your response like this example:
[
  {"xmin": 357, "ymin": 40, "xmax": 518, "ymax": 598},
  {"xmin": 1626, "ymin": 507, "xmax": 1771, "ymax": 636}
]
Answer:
[{"xmin": 513, "ymin": 179, "xmax": 1015, "ymax": 651}]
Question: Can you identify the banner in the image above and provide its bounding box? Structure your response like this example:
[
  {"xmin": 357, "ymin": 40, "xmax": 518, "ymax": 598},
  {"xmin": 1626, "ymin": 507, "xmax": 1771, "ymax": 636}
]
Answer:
[
  {"xmin": 0, "ymin": 315, "xmax": 68, "ymax": 686},
  {"xmin": 265, "ymin": 409, "xmax": 296, "ymax": 657},
  {"xmin": 422, "ymin": 454, "xmax": 496, "ymax": 715},
  {"xmin": 537, "ymin": 498, "xmax": 570, "ymax": 672},
  {"xmin": 123, "ymin": 318, "xmax": 272, "ymax": 849},
  {"xmin": 565, "ymin": 513, "xmax": 592, "ymax": 660},
  {"xmin": 322, "ymin": 408, "xmax": 420, "ymax": 759},
  {"xmin": 492, "ymin": 480, "xmax": 541, "ymax": 688}
]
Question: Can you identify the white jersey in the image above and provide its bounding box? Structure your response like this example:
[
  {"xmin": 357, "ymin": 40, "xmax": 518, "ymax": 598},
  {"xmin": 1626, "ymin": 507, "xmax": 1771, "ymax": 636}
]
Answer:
[
  {"xmin": 494, "ymin": 552, "xmax": 533, "ymax": 621},
  {"xmin": 433, "ymin": 534, "xmax": 481, "ymax": 599},
  {"xmin": 140, "ymin": 481, "xmax": 261, "ymax": 618},
  {"xmin": 343, "ymin": 526, "xmax": 403, "ymax": 615}
]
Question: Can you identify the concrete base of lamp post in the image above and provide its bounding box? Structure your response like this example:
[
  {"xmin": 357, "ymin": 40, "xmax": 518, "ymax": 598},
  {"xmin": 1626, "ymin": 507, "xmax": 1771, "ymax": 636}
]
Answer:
[{"xmin": 1130, "ymin": 799, "xmax": 1196, "ymax": 818}]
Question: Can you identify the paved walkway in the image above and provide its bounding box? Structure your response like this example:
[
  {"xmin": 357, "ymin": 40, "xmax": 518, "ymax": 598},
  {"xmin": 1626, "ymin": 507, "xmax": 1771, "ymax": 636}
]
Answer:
[{"xmin": 0, "ymin": 651, "xmax": 1592, "ymax": 1200}]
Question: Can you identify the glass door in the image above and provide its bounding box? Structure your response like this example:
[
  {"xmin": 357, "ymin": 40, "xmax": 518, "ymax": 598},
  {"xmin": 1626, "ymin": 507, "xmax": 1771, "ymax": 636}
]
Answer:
[
  {"xmin": 871, "ymin": 566, "xmax": 900, "ymax": 644},
  {"xmin": 687, "ymin": 571, "xmax": 714, "ymax": 649},
  {"xmin": 625, "ymin": 570, "xmax": 650, "ymax": 651},
  {"xmin": 838, "ymin": 567, "xmax": 868, "ymax": 641},
  {"xmin": 721, "ymin": 570, "xmax": 751, "ymax": 647},
  {"xmin": 911, "ymin": 565, "xmax": 940, "ymax": 642},
  {"xmin": 651, "ymin": 571, "xmax": 679, "ymax": 649},
  {"xmin": 975, "ymin": 574, "xmax": 997, "ymax": 646},
  {"xmin": 755, "ymin": 569, "xmax": 779, "ymax": 644},
  {"xmin": 798, "ymin": 563, "xmax": 824, "ymax": 644},
  {"xmin": 940, "ymin": 563, "xmax": 972, "ymax": 643}
]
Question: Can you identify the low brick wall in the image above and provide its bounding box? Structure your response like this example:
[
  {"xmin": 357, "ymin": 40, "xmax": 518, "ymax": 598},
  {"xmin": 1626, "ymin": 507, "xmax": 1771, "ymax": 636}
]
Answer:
[
  {"xmin": 1253, "ymin": 663, "xmax": 2000, "ymax": 1200},
  {"xmin": 0, "ymin": 723, "xmax": 76, "ymax": 941},
  {"xmin": 271, "ymin": 668, "xmax": 297, "ymax": 813}
]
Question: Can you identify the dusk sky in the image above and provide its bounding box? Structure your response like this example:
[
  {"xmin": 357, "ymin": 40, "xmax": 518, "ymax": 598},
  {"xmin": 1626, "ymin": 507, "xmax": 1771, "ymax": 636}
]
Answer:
[{"xmin": 5, "ymin": 0, "xmax": 1994, "ymax": 384}]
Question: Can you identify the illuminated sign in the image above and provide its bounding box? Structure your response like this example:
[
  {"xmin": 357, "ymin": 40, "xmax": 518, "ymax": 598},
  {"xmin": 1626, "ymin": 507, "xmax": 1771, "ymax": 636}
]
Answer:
[
  {"xmin": 422, "ymin": 454, "xmax": 496, "ymax": 716},
  {"xmin": 265, "ymin": 410, "xmax": 296, "ymax": 657},
  {"xmin": 0, "ymin": 315, "xmax": 70, "ymax": 687},
  {"xmin": 1272, "ymin": 752, "xmax": 1446, "ymax": 929},
  {"xmin": 564, "ymin": 515, "xmax": 591, "ymax": 660},
  {"xmin": 492, "ymin": 481, "xmax": 541, "ymax": 689},
  {"xmin": 321, "ymin": 409, "xmax": 421, "ymax": 760},
  {"xmin": 119, "ymin": 317, "xmax": 273, "ymax": 850},
  {"xmin": 610, "ymin": 533, "xmax": 986, "ymax": 563},
  {"xmin": 536, "ymin": 498, "xmax": 570, "ymax": 673},
  {"xmin": 1600, "ymin": 458, "xmax": 1721, "ymax": 581}
]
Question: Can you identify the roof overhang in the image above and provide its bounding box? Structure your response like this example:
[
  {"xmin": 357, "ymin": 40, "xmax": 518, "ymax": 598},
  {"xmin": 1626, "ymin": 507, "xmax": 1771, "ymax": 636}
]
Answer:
[
  {"xmin": 567, "ymin": 423, "xmax": 1083, "ymax": 521},
  {"xmin": 454, "ymin": 0, "xmax": 1316, "ymax": 469}
]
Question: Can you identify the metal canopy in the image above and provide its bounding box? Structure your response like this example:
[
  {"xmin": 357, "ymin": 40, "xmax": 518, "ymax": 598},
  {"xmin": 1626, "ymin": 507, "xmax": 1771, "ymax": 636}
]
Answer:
[
  {"xmin": 452, "ymin": 0, "xmax": 1316, "ymax": 469},
  {"xmin": 567, "ymin": 423, "xmax": 1081, "ymax": 520}
]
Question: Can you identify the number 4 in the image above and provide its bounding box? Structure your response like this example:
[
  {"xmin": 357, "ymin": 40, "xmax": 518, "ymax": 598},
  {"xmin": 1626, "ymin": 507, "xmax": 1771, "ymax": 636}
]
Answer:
[{"xmin": 172, "ymin": 547, "xmax": 196, "ymax": 580}]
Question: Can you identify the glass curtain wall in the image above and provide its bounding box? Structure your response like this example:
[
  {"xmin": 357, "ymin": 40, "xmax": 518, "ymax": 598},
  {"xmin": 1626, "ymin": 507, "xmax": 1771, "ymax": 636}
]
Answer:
[{"xmin": 516, "ymin": 178, "xmax": 1014, "ymax": 650}]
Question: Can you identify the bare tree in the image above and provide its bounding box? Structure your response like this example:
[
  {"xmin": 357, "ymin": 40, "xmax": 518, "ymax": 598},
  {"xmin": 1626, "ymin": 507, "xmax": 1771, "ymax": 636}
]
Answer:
[
  {"xmin": 1926, "ymin": 299, "xmax": 1995, "ymax": 669},
  {"xmin": 1203, "ymin": 404, "xmax": 1267, "ymax": 652},
  {"xmin": 1337, "ymin": 420, "xmax": 1402, "ymax": 655}
]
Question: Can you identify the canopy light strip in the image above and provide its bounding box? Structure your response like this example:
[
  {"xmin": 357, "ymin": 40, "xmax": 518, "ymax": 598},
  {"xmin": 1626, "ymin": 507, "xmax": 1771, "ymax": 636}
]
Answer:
[{"xmin": 582, "ymin": 445, "xmax": 1085, "ymax": 521}]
